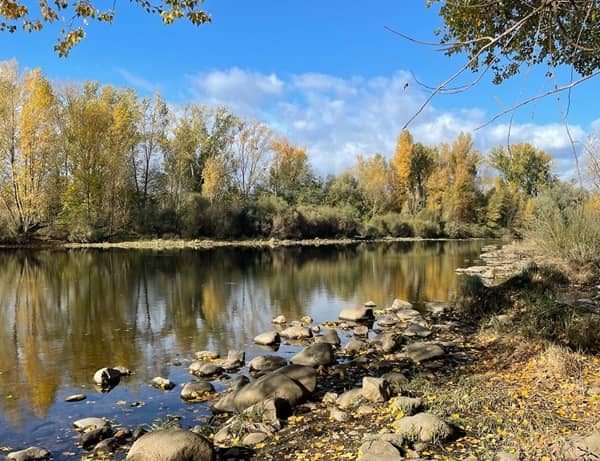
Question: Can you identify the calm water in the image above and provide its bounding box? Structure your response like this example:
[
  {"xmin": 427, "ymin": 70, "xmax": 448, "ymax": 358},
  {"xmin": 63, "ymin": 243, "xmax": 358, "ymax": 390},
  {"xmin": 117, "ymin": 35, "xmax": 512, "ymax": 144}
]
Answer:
[{"xmin": 0, "ymin": 240, "xmax": 487, "ymax": 453}]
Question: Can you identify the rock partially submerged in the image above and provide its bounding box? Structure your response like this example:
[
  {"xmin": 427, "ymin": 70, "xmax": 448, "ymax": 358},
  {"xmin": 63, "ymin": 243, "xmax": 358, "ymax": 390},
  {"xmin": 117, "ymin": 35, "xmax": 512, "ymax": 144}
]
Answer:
[
  {"xmin": 73, "ymin": 417, "xmax": 110, "ymax": 431},
  {"xmin": 151, "ymin": 377, "xmax": 176, "ymax": 390},
  {"xmin": 93, "ymin": 367, "xmax": 121, "ymax": 390},
  {"xmin": 7, "ymin": 447, "xmax": 51, "ymax": 461},
  {"xmin": 339, "ymin": 306, "xmax": 374, "ymax": 322},
  {"xmin": 253, "ymin": 331, "xmax": 280, "ymax": 345},
  {"xmin": 181, "ymin": 382, "xmax": 215, "ymax": 401}
]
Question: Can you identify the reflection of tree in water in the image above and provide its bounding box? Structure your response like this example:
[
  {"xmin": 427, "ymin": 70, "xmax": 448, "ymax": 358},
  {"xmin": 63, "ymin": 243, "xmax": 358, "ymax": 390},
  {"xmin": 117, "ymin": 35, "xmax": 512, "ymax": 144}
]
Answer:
[{"xmin": 0, "ymin": 241, "xmax": 485, "ymax": 425}]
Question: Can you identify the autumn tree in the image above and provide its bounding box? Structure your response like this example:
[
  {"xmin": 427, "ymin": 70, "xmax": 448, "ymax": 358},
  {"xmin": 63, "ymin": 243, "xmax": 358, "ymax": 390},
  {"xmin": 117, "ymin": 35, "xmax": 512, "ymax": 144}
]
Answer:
[
  {"xmin": 354, "ymin": 153, "xmax": 391, "ymax": 218},
  {"xmin": 268, "ymin": 138, "xmax": 313, "ymax": 203},
  {"xmin": 0, "ymin": 0, "xmax": 211, "ymax": 57},
  {"xmin": 390, "ymin": 130, "xmax": 413, "ymax": 210},
  {"xmin": 489, "ymin": 143, "xmax": 554, "ymax": 196}
]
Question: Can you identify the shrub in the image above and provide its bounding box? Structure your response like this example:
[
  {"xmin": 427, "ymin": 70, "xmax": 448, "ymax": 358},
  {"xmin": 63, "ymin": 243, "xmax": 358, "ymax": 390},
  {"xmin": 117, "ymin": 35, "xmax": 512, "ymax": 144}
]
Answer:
[
  {"xmin": 444, "ymin": 221, "xmax": 489, "ymax": 239},
  {"xmin": 411, "ymin": 219, "xmax": 442, "ymax": 238},
  {"xmin": 297, "ymin": 205, "xmax": 361, "ymax": 238}
]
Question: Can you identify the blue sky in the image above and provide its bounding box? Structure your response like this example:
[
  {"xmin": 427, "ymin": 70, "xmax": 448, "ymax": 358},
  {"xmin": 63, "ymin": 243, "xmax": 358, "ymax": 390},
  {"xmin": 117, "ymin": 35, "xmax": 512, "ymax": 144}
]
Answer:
[{"xmin": 2, "ymin": 0, "xmax": 599, "ymax": 176}]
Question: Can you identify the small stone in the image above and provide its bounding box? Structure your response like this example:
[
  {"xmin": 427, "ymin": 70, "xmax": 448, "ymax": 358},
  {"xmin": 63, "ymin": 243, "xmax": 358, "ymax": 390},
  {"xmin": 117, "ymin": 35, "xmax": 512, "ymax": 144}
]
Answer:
[
  {"xmin": 65, "ymin": 393, "xmax": 86, "ymax": 402},
  {"xmin": 189, "ymin": 361, "xmax": 222, "ymax": 377},
  {"xmin": 181, "ymin": 381, "xmax": 215, "ymax": 401},
  {"xmin": 336, "ymin": 388, "xmax": 363, "ymax": 409},
  {"xmin": 315, "ymin": 329, "xmax": 341, "ymax": 346},
  {"xmin": 280, "ymin": 325, "xmax": 312, "ymax": 339},
  {"xmin": 391, "ymin": 396, "xmax": 423, "ymax": 415},
  {"xmin": 356, "ymin": 404, "xmax": 375, "ymax": 415},
  {"xmin": 93, "ymin": 437, "xmax": 120, "ymax": 455},
  {"xmin": 403, "ymin": 324, "xmax": 432, "ymax": 338},
  {"xmin": 93, "ymin": 367, "xmax": 121, "ymax": 389},
  {"xmin": 381, "ymin": 372, "xmax": 409, "ymax": 394},
  {"xmin": 364, "ymin": 301, "xmax": 377, "ymax": 307},
  {"xmin": 151, "ymin": 377, "xmax": 175, "ymax": 390},
  {"xmin": 403, "ymin": 342, "xmax": 445, "ymax": 362},
  {"xmin": 242, "ymin": 432, "xmax": 268, "ymax": 446},
  {"xmin": 248, "ymin": 355, "xmax": 287, "ymax": 372},
  {"xmin": 80, "ymin": 426, "xmax": 113, "ymax": 450},
  {"xmin": 195, "ymin": 350, "xmax": 220, "ymax": 360},
  {"xmin": 361, "ymin": 377, "xmax": 391, "ymax": 402},
  {"xmin": 344, "ymin": 340, "xmax": 367, "ymax": 354},
  {"xmin": 388, "ymin": 299, "xmax": 413, "ymax": 311},
  {"xmin": 113, "ymin": 365, "xmax": 132, "ymax": 376},
  {"xmin": 353, "ymin": 325, "xmax": 369, "ymax": 336},
  {"xmin": 339, "ymin": 306, "xmax": 373, "ymax": 322},
  {"xmin": 222, "ymin": 350, "xmax": 245, "ymax": 371},
  {"xmin": 272, "ymin": 314, "xmax": 287, "ymax": 324},
  {"xmin": 73, "ymin": 417, "xmax": 110, "ymax": 431},
  {"xmin": 254, "ymin": 331, "xmax": 280, "ymax": 345},
  {"xmin": 301, "ymin": 315, "xmax": 313, "ymax": 324},
  {"xmin": 311, "ymin": 325, "xmax": 321, "ymax": 333}
]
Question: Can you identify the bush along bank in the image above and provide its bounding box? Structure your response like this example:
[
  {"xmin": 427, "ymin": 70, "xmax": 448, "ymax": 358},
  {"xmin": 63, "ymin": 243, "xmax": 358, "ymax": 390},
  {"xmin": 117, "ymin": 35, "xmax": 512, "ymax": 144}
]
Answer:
[{"xmin": 9, "ymin": 268, "xmax": 600, "ymax": 461}]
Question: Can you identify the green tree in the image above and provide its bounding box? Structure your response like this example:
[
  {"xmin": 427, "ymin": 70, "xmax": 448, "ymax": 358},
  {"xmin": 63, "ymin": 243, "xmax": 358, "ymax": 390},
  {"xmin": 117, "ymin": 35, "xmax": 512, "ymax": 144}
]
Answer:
[
  {"xmin": 268, "ymin": 138, "xmax": 313, "ymax": 203},
  {"xmin": 489, "ymin": 143, "xmax": 554, "ymax": 196},
  {"xmin": 0, "ymin": 0, "xmax": 211, "ymax": 57}
]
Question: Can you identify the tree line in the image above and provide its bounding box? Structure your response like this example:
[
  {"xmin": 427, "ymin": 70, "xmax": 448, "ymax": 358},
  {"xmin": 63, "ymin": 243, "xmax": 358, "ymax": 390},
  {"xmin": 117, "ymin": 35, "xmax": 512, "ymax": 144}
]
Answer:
[{"xmin": 0, "ymin": 60, "xmax": 560, "ymax": 243}]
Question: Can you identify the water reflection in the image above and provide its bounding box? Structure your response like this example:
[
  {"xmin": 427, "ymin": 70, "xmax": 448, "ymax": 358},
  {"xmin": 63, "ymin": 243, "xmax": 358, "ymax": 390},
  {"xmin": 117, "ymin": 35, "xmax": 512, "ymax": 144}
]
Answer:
[{"xmin": 0, "ymin": 240, "xmax": 485, "ymax": 441}]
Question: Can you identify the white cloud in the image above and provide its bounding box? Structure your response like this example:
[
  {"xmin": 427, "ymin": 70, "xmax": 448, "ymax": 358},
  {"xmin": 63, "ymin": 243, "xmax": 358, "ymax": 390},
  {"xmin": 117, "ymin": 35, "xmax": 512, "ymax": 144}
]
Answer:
[
  {"xmin": 183, "ymin": 67, "xmax": 591, "ymax": 177},
  {"xmin": 116, "ymin": 68, "xmax": 161, "ymax": 93}
]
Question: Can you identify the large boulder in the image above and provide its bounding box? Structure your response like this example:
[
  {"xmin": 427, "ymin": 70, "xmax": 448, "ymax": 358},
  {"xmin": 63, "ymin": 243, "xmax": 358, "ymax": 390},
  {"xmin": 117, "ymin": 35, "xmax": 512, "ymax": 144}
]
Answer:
[
  {"xmin": 7, "ymin": 448, "xmax": 51, "ymax": 461},
  {"xmin": 394, "ymin": 412, "xmax": 455, "ymax": 443},
  {"xmin": 126, "ymin": 429, "xmax": 214, "ymax": 461},
  {"xmin": 403, "ymin": 342, "xmax": 445, "ymax": 362},
  {"xmin": 253, "ymin": 331, "xmax": 280, "ymax": 346},
  {"xmin": 93, "ymin": 367, "xmax": 121, "ymax": 390},
  {"xmin": 248, "ymin": 355, "xmax": 287, "ymax": 372},
  {"xmin": 339, "ymin": 306, "xmax": 374, "ymax": 322},
  {"xmin": 231, "ymin": 365, "xmax": 316, "ymax": 411},
  {"xmin": 291, "ymin": 343, "xmax": 335, "ymax": 367}
]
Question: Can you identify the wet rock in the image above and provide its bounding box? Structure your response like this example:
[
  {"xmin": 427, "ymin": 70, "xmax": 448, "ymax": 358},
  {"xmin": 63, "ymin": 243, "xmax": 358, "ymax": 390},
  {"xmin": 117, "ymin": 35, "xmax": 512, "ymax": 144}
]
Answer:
[
  {"xmin": 272, "ymin": 315, "xmax": 287, "ymax": 324},
  {"xmin": 291, "ymin": 343, "xmax": 335, "ymax": 367},
  {"xmin": 358, "ymin": 440, "xmax": 402, "ymax": 461},
  {"xmin": 391, "ymin": 396, "xmax": 423, "ymax": 415},
  {"xmin": 394, "ymin": 412, "xmax": 455, "ymax": 443},
  {"xmin": 376, "ymin": 316, "xmax": 399, "ymax": 329},
  {"xmin": 93, "ymin": 437, "xmax": 120, "ymax": 455},
  {"xmin": 189, "ymin": 361, "xmax": 222, "ymax": 377},
  {"xmin": 7, "ymin": 447, "xmax": 51, "ymax": 461},
  {"xmin": 344, "ymin": 340, "xmax": 368, "ymax": 354},
  {"xmin": 114, "ymin": 428, "xmax": 133, "ymax": 440},
  {"xmin": 364, "ymin": 301, "xmax": 377, "ymax": 308},
  {"xmin": 403, "ymin": 324, "xmax": 432, "ymax": 338},
  {"xmin": 80, "ymin": 425, "xmax": 113, "ymax": 450},
  {"xmin": 73, "ymin": 417, "xmax": 110, "ymax": 431},
  {"xmin": 151, "ymin": 377, "xmax": 176, "ymax": 390},
  {"xmin": 424, "ymin": 301, "xmax": 449, "ymax": 315},
  {"xmin": 195, "ymin": 350, "xmax": 220, "ymax": 360},
  {"xmin": 388, "ymin": 299, "xmax": 413, "ymax": 311},
  {"xmin": 242, "ymin": 432, "xmax": 268, "ymax": 446},
  {"xmin": 65, "ymin": 393, "xmax": 86, "ymax": 402},
  {"xmin": 395, "ymin": 309, "xmax": 423, "ymax": 322},
  {"xmin": 403, "ymin": 342, "xmax": 445, "ymax": 362},
  {"xmin": 181, "ymin": 382, "xmax": 215, "ymax": 401},
  {"xmin": 248, "ymin": 355, "xmax": 287, "ymax": 372},
  {"xmin": 311, "ymin": 325, "xmax": 321, "ymax": 333},
  {"xmin": 315, "ymin": 329, "xmax": 341, "ymax": 346},
  {"xmin": 231, "ymin": 365, "xmax": 316, "ymax": 411},
  {"xmin": 559, "ymin": 431, "xmax": 600, "ymax": 460},
  {"xmin": 93, "ymin": 367, "xmax": 121, "ymax": 389},
  {"xmin": 331, "ymin": 407, "xmax": 349, "ymax": 422},
  {"xmin": 339, "ymin": 306, "xmax": 374, "ymax": 322},
  {"xmin": 253, "ymin": 331, "xmax": 280, "ymax": 346},
  {"xmin": 114, "ymin": 366, "xmax": 133, "ymax": 376},
  {"xmin": 280, "ymin": 325, "xmax": 312, "ymax": 340},
  {"xmin": 336, "ymin": 388, "xmax": 364, "ymax": 409},
  {"xmin": 353, "ymin": 325, "xmax": 369, "ymax": 337},
  {"xmin": 229, "ymin": 375, "xmax": 250, "ymax": 392},
  {"xmin": 222, "ymin": 350, "xmax": 245, "ymax": 371},
  {"xmin": 301, "ymin": 315, "xmax": 313, "ymax": 324},
  {"xmin": 361, "ymin": 377, "xmax": 391, "ymax": 402},
  {"xmin": 126, "ymin": 428, "xmax": 213, "ymax": 461}
]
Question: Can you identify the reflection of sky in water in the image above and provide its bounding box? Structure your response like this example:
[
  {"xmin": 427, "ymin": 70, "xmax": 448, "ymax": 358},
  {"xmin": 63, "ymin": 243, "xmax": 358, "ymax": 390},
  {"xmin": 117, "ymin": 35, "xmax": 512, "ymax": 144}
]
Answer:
[{"xmin": 0, "ymin": 241, "xmax": 489, "ymax": 456}]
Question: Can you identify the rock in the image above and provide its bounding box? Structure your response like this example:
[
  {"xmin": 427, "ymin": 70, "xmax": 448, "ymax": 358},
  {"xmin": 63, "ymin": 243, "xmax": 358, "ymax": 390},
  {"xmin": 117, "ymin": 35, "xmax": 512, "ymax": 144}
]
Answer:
[
  {"xmin": 377, "ymin": 316, "xmax": 399, "ymax": 328},
  {"xmin": 291, "ymin": 343, "xmax": 335, "ymax": 367},
  {"xmin": 424, "ymin": 301, "xmax": 449, "ymax": 315},
  {"xmin": 94, "ymin": 437, "xmax": 120, "ymax": 455},
  {"xmin": 280, "ymin": 325, "xmax": 312, "ymax": 339},
  {"xmin": 132, "ymin": 426, "xmax": 148, "ymax": 441},
  {"xmin": 315, "ymin": 329, "xmax": 341, "ymax": 346},
  {"xmin": 248, "ymin": 355, "xmax": 287, "ymax": 372},
  {"xmin": 7, "ymin": 448, "xmax": 51, "ymax": 461},
  {"xmin": 181, "ymin": 382, "xmax": 215, "ymax": 401},
  {"xmin": 388, "ymin": 299, "xmax": 413, "ymax": 311},
  {"xmin": 93, "ymin": 367, "xmax": 121, "ymax": 389},
  {"xmin": 403, "ymin": 342, "xmax": 445, "ymax": 362},
  {"xmin": 361, "ymin": 377, "xmax": 391, "ymax": 402},
  {"xmin": 395, "ymin": 309, "xmax": 423, "ymax": 321},
  {"xmin": 222, "ymin": 350, "xmax": 245, "ymax": 371},
  {"xmin": 126, "ymin": 428, "xmax": 213, "ymax": 461},
  {"xmin": 403, "ymin": 324, "xmax": 432, "ymax": 338},
  {"xmin": 559, "ymin": 432, "xmax": 600, "ymax": 460},
  {"xmin": 195, "ymin": 350, "xmax": 220, "ymax": 360},
  {"xmin": 189, "ymin": 361, "xmax": 222, "ymax": 377},
  {"xmin": 336, "ymin": 388, "xmax": 364, "ymax": 409},
  {"xmin": 364, "ymin": 300, "xmax": 377, "ymax": 307},
  {"xmin": 339, "ymin": 306, "xmax": 373, "ymax": 322},
  {"xmin": 394, "ymin": 412, "xmax": 455, "ymax": 443},
  {"xmin": 311, "ymin": 325, "xmax": 321, "ymax": 333},
  {"xmin": 331, "ymin": 407, "xmax": 349, "ymax": 422},
  {"xmin": 344, "ymin": 340, "xmax": 367, "ymax": 354},
  {"xmin": 151, "ymin": 377, "xmax": 176, "ymax": 390},
  {"xmin": 358, "ymin": 440, "xmax": 402, "ymax": 461},
  {"xmin": 80, "ymin": 426, "xmax": 113, "ymax": 450},
  {"xmin": 356, "ymin": 404, "xmax": 375, "ymax": 415},
  {"xmin": 371, "ymin": 333, "xmax": 402, "ymax": 353},
  {"xmin": 245, "ymin": 398, "xmax": 290, "ymax": 426},
  {"xmin": 353, "ymin": 325, "xmax": 369, "ymax": 337},
  {"xmin": 242, "ymin": 432, "xmax": 268, "ymax": 446},
  {"xmin": 381, "ymin": 372, "xmax": 409, "ymax": 395},
  {"xmin": 229, "ymin": 375, "xmax": 250, "ymax": 392},
  {"xmin": 301, "ymin": 315, "xmax": 313, "ymax": 324},
  {"xmin": 65, "ymin": 393, "xmax": 86, "ymax": 402},
  {"xmin": 253, "ymin": 331, "xmax": 280, "ymax": 346},
  {"xmin": 391, "ymin": 396, "xmax": 423, "ymax": 415},
  {"xmin": 272, "ymin": 315, "xmax": 287, "ymax": 324},
  {"xmin": 492, "ymin": 452, "xmax": 518, "ymax": 461},
  {"xmin": 231, "ymin": 365, "xmax": 316, "ymax": 411},
  {"xmin": 114, "ymin": 366, "xmax": 133, "ymax": 376},
  {"xmin": 114, "ymin": 428, "xmax": 133, "ymax": 440},
  {"xmin": 73, "ymin": 417, "xmax": 110, "ymax": 431}
]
